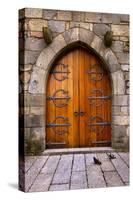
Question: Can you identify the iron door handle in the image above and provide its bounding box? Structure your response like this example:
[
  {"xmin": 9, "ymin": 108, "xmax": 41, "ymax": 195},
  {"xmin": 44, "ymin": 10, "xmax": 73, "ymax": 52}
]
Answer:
[
  {"xmin": 80, "ymin": 110, "xmax": 85, "ymax": 116},
  {"xmin": 74, "ymin": 111, "xmax": 79, "ymax": 116}
]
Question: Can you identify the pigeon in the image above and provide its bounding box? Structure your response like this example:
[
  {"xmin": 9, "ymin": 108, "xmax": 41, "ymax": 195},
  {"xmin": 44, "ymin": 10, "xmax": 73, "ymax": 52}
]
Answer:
[
  {"xmin": 108, "ymin": 153, "xmax": 116, "ymax": 160},
  {"xmin": 93, "ymin": 157, "xmax": 101, "ymax": 165}
]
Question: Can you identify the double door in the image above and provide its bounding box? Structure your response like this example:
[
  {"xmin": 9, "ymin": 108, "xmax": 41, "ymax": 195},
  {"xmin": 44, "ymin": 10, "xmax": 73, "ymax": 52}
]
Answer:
[{"xmin": 46, "ymin": 47, "xmax": 111, "ymax": 148}]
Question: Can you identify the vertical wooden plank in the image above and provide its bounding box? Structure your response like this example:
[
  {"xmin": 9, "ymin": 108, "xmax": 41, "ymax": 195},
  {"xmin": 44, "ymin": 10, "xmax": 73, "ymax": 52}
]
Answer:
[{"xmin": 73, "ymin": 48, "xmax": 79, "ymax": 147}]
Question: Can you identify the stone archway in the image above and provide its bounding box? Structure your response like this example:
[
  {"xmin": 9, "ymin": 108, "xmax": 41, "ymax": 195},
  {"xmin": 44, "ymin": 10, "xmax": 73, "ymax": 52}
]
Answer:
[{"xmin": 28, "ymin": 27, "xmax": 126, "ymax": 151}]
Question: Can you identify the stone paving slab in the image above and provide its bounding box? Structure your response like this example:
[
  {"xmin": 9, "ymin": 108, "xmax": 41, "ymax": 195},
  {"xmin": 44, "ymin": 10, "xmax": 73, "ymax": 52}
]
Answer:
[
  {"xmin": 97, "ymin": 153, "xmax": 115, "ymax": 172},
  {"xmin": 104, "ymin": 171, "xmax": 124, "ymax": 187},
  {"xmin": 87, "ymin": 165, "xmax": 106, "ymax": 188},
  {"xmin": 52, "ymin": 154, "xmax": 73, "ymax": 184},
  {"xmin": 24, "ymin": 152, "xmax": 129, "ymax": 192},
  {"xmin": 29, "ymin": 173, "xmax": 53, "ymax": 192},
  {"xmin": 49, "ymin": 184, "xmax": 69, "ymax": 191},
  {"xmin": 25, "ymin": 156, "xmax": 49, "ymax": 192},
  {"xmin": 41, "ymin": 155, "xmax": 60, "ymax": 174},
  {"xmin": 118, "ymin": 152, "xmax": 129, "ymax": 166},
  {"xmin": 72, "ymin": 154, "xmax": 85, "ymax": 171},
  {"xmin": 70, "ymin": 171, "xmax": 87, "ymax": 190},
  {"xmin": 111, "ymin": 153, "xmax": 129, "ymax": 183},
  {"xmin": 25, "ymin": 156, "xmax": 37, "ymax": 173}
]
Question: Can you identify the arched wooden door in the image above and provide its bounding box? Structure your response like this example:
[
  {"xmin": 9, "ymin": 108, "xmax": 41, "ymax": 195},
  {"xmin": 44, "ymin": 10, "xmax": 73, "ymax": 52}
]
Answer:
[{"xmin": 46, "ymin": 47, "xmax": 111, "ymax": 148}]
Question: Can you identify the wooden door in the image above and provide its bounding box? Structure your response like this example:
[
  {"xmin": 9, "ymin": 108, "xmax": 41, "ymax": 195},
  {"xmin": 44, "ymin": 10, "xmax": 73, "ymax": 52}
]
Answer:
[{"xmin": 46, "ymin": 47, "xmax": 111, "ymax": 148}]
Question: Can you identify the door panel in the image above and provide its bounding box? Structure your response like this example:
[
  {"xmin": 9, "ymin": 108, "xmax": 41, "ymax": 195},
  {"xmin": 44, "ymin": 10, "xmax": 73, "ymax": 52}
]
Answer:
[{"xmin": 46, "ymin": 47, "xmax": 111, "ymax": 148}]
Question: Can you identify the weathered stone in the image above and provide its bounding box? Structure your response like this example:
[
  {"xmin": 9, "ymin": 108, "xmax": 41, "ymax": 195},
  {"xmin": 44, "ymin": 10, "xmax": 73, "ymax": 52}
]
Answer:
[
  {"xmin": 29, "ymin": 173, "xmax": 53, "ymax": 192},
  {"xmin": 123, "ymin": 42, "xmax": 129, "ymax": 53},
  {"xmin": 104, "ymin": 171, "xmax": 124, "ymax": 186},
  {"xmin": 20, "ymin": 64, "xmax": 32, "ymax": 71},
  {"xmin": 25, "ymin": 156, "xmax": 48, "ymax": 191},
  {"xmin": 29, "ymin": 66, "xmax": 46, "ymax": 93},
  {"xmin": 24, "ymin": 94, "xmax": 44, "ymax": 107},
  {"xmin": 41, "ymin": 155, "xmax": 60, "ymax": 174},
  {"xmin": 25, "ymin": 8, "xmax": 42, "ymax": 18},
  {"xmin": 57, "ymin": 11, "xmax": 72, "ymax": 21},
  {"xmin": 121, "ymin": 64, "xmax": 129, "ymax": 71},
  {"xmin": 43, "ymin": 10, "xmax": 57, "ymax": 20},
  {"xmin": 52, "ymin": 155, "xmax": 73, "ymax": 184},
  {"xmin": 102, "ymin": 13, "xmax": 112, "ymax": 23},
  {"xmin": 36, "ymin": 47, "xmax": 55, "ymax": 71},
  {"xmin": 25, "ymin": 38, "xmax": 46, "ymax": 51},
  {"xmin": 120, "ymin": 36, "xmax": 129, "ymax": 42},
  {"xmin": 126, "ymin": 88, "xmax": 129, "ymax": 94},
  {"xmin": 120, "ymin": 14, "xmax": 129, "ymax": 23},
  {"xmin": 113, "ymin": 36, "xmax": 120, "ymax": 41},
  {"xmin": 49, "ymin": 34, "xmax": 66, "ymax": 53},
  {"xmin": 97, "ymin": 153, "xmax": 115, "ymax": 172},
  {"xmin": 25, "ymin": 156, "xmax": 37, "ymax": 173},
  {"xmin": 20, "ymin": 51, "xmax": 40, "ymax": 65},
  {"xmin": 19, "ymin": 38, "xmax": 24, "ymax": 50},
  {"xmin": 111, "ymin": 25, "xmax": 129, "ymax": 36},
  {"xmin": 65, "ymin": 22, "xmax": 70, "ymax": 30},
  {"xmin": 29, "ymin": 19, "xmax": 47, "ymax": 31},
  {"xmin": 113, "ymin": 95, "xmax": 129, "ymax": 106},
  {"xmin": 85, "ymin": 153, "xmax": 97, "ymax": 166},
  {"xmin": 70, "ymin": 22, "xmax": 90, "ymax": 29},
  {"xmin": 19, "ymin": 9, "xmax": 25, "ymax": 19},
  {"xmin": 93, "ymin": 24, "xmax": 110, "ymax": 37},
  {"xmin": 113, "ymin": 116, "xmax": 129, "ymax": 125},
  {"xmin": 90, "ymin": 23, "xmax": 93, "ymax": 31},
  {"xmin": 111, "ymin": 71, "xmax": 125, "ymax": 94},
  {"xmin": 111, "ymin": 41, "xmax": 123, "ymax": 52},
  {"xmin": 63, "ymin": 28, "xmax": 79, "ymax": 44},
  {"xmin": 85, "ymin": 13, "xmax": 102, "ymax": 23},
  {"xmin": 104, "ymin": 50, "xmax": 120, "ymax": 73},
  {"xmin": 79, "ymin": 28, "xmax": 94, "ymax": 46},
  {"xmin": 118, "ymin": 153, "xmax": 129, "ymax": 166},
  {"xmin": 72, "ymin": 11, "xmax": 85, "ymax": 22},
  {"xmin": 121, "ymin": 106, "xmax": 129, "ymax": 115},
  {"xmin": 20, "ymin": 71, "xmax": 31, "ymax": 84},
  {"xmin": 112, "ymin": 14, "xmax": 121, "ymax": 24},
  {"xmin": 112, "ymin": 126, "xmax": 127, "ymax": 137},
  {"xmin": 48, "ymin": 20, "xmax": 65, "ymax": 33},
  {"xmin": 20, "ymin": 106, "xmax": 30, "ymax": 115},
  {"xmin": 72, "ymin": 154, "xmax": 85, "ymax": 171},
  {"xmin": 87, "ymin": 165, "xmax": 106, "ymax": 188},
  {"xmin": 126, "ymin": 81, "xmax": 130, "ymax": 87},
  {"xmin": 30, "ymin": 107, "xmax": 44, "ymax": 115},
  {"xmin": 70, "ymin": 171, "xmax": 87, "ymax": 189},
  {"xmin": 116, "ymin": 52, "xmax": 129, "ymax": 64},
  {"xmin": 49, "ymin": 184, "xmax": 69, "ymax": 191},
  {"xmin": 112, "ymin": 106, "xmax": 121, "ymax": 115},
  {"xmin": 111, "ymin": 153, "xmax": 129, "ymax": 183},
  {"xmin": 26, "ymin": 115, "xmax": 44, "ymax": 127},
  {"xmin": 124, "ymin": 72, "xmax": 129, "ymax": 81},
  {"xmin": 90, "ymin": 35, "xmax": 102, "ymax": 52},
  {"xmin": 30, "ymin": 31, "xmax": 43, "ymax": 38}
]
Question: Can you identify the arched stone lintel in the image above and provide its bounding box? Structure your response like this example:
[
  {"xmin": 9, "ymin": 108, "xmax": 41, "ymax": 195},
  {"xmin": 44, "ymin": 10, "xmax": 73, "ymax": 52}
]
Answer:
[{"xmin": 29, "ymin": 27, "xmax": 124, "ymax": 95}]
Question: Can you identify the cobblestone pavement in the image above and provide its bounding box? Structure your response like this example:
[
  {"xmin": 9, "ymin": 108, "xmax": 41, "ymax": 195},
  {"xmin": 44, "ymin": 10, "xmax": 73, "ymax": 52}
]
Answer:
[{"xmin": 24, "ymin": 152, "xmax": 129, "ymax": 192}]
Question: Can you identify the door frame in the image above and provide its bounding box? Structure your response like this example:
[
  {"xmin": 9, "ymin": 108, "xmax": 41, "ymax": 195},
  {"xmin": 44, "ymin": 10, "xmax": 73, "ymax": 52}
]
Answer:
[{"xmin": 28, "ymin": 27, "xmax": 126, "ymax": 151}]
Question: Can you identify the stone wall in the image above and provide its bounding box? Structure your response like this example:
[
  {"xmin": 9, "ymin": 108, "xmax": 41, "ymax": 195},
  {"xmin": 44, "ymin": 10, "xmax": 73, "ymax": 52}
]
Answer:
[{"xmin": 19, "ymin": 8, "xmax": 129, "ymax": 155}]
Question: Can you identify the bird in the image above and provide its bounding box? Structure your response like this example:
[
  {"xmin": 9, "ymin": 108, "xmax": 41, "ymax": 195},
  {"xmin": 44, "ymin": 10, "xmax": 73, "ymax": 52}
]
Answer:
[
  {"xmin": 93, "ymin": 157, "xmax": 101, "ymax": 165},
  {"xmin": 108, "ymin": 153, "xmax": 116, "ymax": 160}
]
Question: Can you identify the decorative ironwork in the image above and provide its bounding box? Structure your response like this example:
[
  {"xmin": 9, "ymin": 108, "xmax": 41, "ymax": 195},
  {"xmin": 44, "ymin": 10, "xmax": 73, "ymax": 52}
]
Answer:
[
  {"xmin": 47, "ymin": 89, "xmax": 71, "ymax": 108},
  {"xmin": 88, "ymin": 115, "xmax": 111, "ymax": 134},
  {"xmin": 46, "ymin": 141, "xmax": 67, "ymax": 145},
  {"xmin": 88, "ymin": 89, "xmax": 111, "ymax": 107},
  {"xmin": 91, "ymin": 140, "xmax": 111, "ymax": 144},
  {"xmin": 87, "ymin": 64, "xmax": 104, "ymax": 81},
  {"xmin": 50, "ymin": 63, "xmax": 70, "ymax": 81},
  {"xmin": 46, "ymin": 116, "xmax": 71, "ymax": 135}
]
